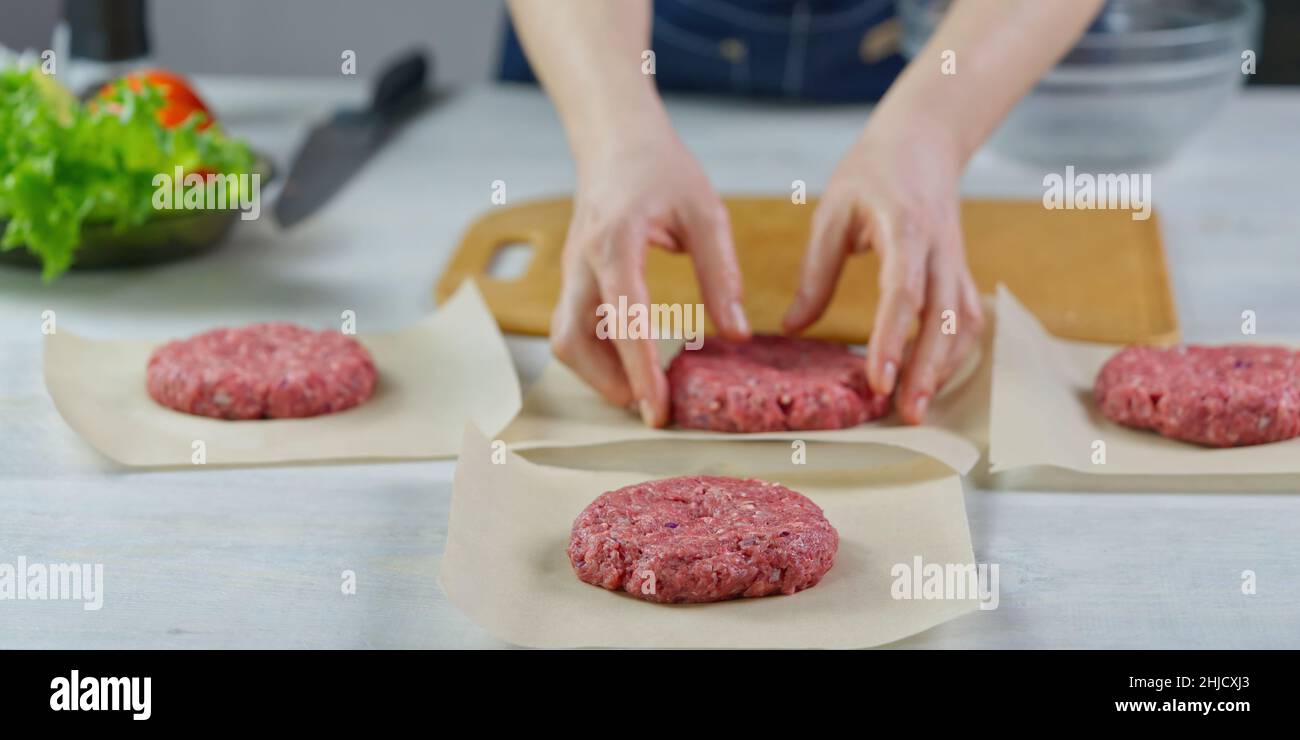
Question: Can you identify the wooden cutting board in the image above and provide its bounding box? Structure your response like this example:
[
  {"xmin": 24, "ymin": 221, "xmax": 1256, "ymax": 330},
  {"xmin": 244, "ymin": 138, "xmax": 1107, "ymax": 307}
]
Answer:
[{"xmin": 435, "ymin": 196, "xmax": 1178, "ymax": 344}]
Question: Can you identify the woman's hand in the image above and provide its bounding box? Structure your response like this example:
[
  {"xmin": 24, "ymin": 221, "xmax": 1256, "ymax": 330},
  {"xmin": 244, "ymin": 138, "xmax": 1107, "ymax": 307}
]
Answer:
[
  {"xmin": 780, "ymin": 0, "xmax": 1107, "ymax": 425},
  {"xmin": 783, "ymin": 114, "xmax": 983, "ymax": 424},
  {"xmin": 552, "ymin": 124, "xmax": 750, "ymax": 427},
  {"xmin": 505, "ymin": 0, "xmax": 750, "ymax": 428}
]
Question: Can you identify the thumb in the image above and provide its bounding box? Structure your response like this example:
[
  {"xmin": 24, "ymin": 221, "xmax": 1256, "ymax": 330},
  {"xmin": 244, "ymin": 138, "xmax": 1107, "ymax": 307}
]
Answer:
[{"xmin": 783, "ymin": 204, "xmax": 851, "ymax": 334}]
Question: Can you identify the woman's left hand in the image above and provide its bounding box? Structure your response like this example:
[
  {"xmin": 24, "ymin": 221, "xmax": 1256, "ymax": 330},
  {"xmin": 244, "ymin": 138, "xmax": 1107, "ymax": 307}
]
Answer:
[{"xmin": 782, "ymin": 114, "xmax": 984, "ymax": 424}]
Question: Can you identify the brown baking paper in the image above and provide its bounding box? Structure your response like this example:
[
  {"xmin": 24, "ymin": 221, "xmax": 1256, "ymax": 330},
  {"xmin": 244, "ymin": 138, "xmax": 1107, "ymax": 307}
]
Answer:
[
  {"xmin": 990, "ymin": 285, "xmax": 1300, "ymax": 477},
  {"xmin": 501, "ymin": 339, "xmax": 984, "ymax": 475},
  {"xmin": 441, "ymin": 425, "xmax": 981, "ymax": 649},
  {"xmin": 43, "ymin": 281, "xmax": 521, "ymax": 467}
]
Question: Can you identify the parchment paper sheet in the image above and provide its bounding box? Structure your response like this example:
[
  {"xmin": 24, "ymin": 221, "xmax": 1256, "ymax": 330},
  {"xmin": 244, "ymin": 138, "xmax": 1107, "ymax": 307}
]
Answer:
[
  {"xmin": 501, "ymin": 338, "xmax": 985, "ymax": 475},
  {"xmin": 990, "ymin": 285, "xmax": 1300, "ymax": 477},
  {"xmin": 440, "ymin": 425, "xmax": 980, "ymax": 649},
  {"xmin": 43, "ymin": 281, "xmax": 521, "ymax": 467}
]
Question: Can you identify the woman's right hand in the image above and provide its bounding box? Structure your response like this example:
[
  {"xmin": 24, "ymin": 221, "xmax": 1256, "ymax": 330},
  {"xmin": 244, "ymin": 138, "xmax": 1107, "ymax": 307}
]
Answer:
[{"xmin": 552, "ymin": 124, "xmax": 751, "ymax": 428}]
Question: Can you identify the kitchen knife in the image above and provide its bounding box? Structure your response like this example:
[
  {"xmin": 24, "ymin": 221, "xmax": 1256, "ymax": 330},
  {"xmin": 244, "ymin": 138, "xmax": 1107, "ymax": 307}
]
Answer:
[{"xmin": 273, "ymin": 50, "xmax": 432, "ymax": 228}]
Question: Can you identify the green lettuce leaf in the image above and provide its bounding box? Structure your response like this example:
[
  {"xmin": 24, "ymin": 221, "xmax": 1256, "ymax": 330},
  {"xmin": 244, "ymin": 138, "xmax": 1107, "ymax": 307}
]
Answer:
[{"xmin": 0, "ymin": 67, "xmax": 254, "ymax": 280}]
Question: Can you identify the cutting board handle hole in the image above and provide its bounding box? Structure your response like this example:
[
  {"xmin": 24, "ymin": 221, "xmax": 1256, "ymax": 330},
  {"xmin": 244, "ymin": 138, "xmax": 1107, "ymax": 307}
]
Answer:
[{"xmin": 486, "ymin": 241, "xmax": 534, "ymax": 281}]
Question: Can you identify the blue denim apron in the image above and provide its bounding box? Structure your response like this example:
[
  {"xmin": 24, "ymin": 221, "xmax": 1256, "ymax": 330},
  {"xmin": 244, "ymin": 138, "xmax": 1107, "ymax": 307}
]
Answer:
[{"xmin": 499, "ymin": 0, "xmax": 904, "ymax": 102}]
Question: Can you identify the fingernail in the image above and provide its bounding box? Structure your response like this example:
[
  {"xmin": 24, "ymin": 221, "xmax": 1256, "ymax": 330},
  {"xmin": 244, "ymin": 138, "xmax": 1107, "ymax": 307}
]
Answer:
[
  {"xmin": 728, "ymin": 301, "xmax": 750, "ymax": 336},
  {"xmin": 639, "ymin": 399, "xmax": 655, "ymax": 426},
  {"xmin": 912, "ymin": 394, "xmax": 930, "ymax": 421},
  {"xmin": 881, "ymin": 361, "xmax": 898, "ymax": 394}
]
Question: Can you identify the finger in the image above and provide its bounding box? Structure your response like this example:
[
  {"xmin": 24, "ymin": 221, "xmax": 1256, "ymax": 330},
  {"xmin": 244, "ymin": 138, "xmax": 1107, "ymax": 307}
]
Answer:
[
  {"xmin": 865, "ymin": 209, "xmax": 928, "ymax": 397},
  {"xmin": 960, "ymin": 272, "xmax": 985, "ymax": 338},
  {"xmin": 589, "ymin": 221, "xmax": 671, "ymax": 427},
  {"xmin": 903, "ymin": 235, "xmax": 984, "ymax": 419},
  {"xmin": 899, "ymin": 318, "xmax": 976, "ymax": 424},
  {"xmin": 783, "ymin": 201, "xmax": 852, "ymax": 334},
  {"xmin": 937, "ymin": 318, "xmax": 978, "ymax": 390},
  {"xmin": 552, "ymin": 248, "xmax": 635, "ymax": 407},
  {"xmin": 681, "ymin": 200, "xmax": 750, "ymax": 341},
  {"xmin": 926, "ymin": 273, "xmax": 983, "ymax": 399},
  {"xmin": 938, "ymin": 252, "xmax": 984, "ymax": 387},
  {"xmin": 896, "ymin": 259, "xmax": 959, "ymax": 424}
]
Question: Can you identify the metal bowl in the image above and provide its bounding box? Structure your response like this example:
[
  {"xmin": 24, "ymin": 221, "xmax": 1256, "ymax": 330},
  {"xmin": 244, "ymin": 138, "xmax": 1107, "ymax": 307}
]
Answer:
[{"xmin": 899, "ymin": 0, "xmax": 1262, "ymax": 169}]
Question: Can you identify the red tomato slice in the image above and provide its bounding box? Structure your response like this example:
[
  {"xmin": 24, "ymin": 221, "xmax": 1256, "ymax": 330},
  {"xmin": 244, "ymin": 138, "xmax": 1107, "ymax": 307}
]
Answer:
[{"xmin": 98, "ymin": 69, "xmax": 215, "ymax": 130}]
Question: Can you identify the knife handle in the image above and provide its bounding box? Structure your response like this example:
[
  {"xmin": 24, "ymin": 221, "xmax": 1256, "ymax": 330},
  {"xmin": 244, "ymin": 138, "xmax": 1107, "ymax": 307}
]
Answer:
[{"xmin": 372, "ymin": 50, "xmax": 429, "ymax": 119}]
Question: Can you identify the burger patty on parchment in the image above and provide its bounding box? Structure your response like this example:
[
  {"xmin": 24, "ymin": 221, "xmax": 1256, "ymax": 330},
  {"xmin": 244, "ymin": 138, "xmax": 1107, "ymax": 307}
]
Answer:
[
  {"xmin": 568, "ymin": 475, "xmax": 838, "ymax": 604},
  {"xmin": 146, "ymin": 323, "xmax": 377, "ymax": 420},
  {"xmin": 1094, "ymin": 344, "xmax": 1300, "ymax": 447},
  {"xmin": 667, "ymin": 334, "xmax": 889, "ymax": 432}
]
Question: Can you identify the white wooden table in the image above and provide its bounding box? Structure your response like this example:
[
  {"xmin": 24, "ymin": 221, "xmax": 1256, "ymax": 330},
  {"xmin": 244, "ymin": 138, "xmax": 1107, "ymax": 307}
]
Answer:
[{"xmin": 2, "ymin": 78, "xmax": 1298, "ymax": 648}]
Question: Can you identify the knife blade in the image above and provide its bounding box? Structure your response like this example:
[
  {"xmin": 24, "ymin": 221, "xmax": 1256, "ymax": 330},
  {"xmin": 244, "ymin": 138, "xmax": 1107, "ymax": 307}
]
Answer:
[{"xmin": 274, "ymin": 50, "xmax": 432, "ymax": 228}]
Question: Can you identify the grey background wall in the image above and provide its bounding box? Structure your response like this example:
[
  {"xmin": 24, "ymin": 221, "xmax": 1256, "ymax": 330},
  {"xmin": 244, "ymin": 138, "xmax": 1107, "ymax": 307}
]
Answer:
[{"xmin": 0, "ymin": 0, "xmax": 508, "ymax": 85}]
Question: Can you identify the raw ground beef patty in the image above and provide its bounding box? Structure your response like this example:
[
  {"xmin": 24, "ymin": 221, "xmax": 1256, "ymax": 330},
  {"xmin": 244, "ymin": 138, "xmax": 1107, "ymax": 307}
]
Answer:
[
  {"xmin": 1094, "ymin": 344, "xmax": 1300, "ymax": 447},
  {"xmin": 667, "ymin": 334, "xmax": 889, "ymax": 432},
  {"xmin": 146, "ymin": 323, "xmax": 378, "ymax": 420},
  {"xmin": 567, "ymin": 475, "xmax": 838, "ymax": 604}
]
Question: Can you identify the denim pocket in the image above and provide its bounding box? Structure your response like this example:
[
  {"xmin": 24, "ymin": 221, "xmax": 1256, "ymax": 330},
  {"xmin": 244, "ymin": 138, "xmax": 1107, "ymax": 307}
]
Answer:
[{"xmin": 651, "ymin": 15, "xmax": 754, "ymax": 94}]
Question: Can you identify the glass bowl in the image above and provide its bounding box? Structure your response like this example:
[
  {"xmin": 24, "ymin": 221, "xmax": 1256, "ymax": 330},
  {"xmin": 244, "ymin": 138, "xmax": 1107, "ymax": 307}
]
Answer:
[{"xmin": 899, "ymin": 0, "xmax": 1263, "ymax": 169}]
